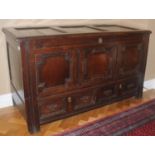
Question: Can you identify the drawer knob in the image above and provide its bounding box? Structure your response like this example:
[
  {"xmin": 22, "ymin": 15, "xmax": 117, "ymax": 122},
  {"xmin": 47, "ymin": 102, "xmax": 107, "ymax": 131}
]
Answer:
[
  {"xmin": 98, "ymin": 37, "xmax": 103, "ymax": 44},
  {"xmin": 119, "ymin": 84, "xmax": 122, "ymax": 89},
  {"xmin": 67, "ymin": 97, "xmax": 72, "ymax": 103},
  {"xmin": 38, "ymin": 82, "xmax": 45, "ymax": 88}
]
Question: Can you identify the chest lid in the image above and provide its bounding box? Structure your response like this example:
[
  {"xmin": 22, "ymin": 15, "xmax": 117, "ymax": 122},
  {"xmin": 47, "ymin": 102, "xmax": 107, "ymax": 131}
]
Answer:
[{"xmin": 2, "ymin": 24, "xmax": 151, "ymax": 39}]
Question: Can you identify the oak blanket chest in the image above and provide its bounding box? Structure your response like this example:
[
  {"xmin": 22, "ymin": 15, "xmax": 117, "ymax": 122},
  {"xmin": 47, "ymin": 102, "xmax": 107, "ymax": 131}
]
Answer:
[{"xmin": 3, "ymin": 24, "xmax": 151, "ymax": 133}]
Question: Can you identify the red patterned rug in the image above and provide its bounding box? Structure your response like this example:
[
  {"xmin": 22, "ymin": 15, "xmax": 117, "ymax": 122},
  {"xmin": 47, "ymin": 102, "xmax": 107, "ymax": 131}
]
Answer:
[{"xmin": 58, "ymin": 99, "xmax": 155, "ymax": 136}]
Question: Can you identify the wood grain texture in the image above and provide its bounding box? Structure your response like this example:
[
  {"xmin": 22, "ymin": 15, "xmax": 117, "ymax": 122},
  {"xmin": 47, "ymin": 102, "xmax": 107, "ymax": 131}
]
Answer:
[{"xmin": 0, "ymin": 90, "xmax": 155, "ymax": 136}]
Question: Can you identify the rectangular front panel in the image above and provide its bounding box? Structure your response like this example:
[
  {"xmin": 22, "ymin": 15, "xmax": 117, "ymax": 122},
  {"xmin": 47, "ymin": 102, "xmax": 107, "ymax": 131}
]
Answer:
[
  {"xmin": 7, "ymin": 43, "xmax": 24, "ymax": 102},
  {"xmin": 30, "ymin": 34, "xmax": 144, "ymax": 51},
  {"xmin": 95, "ymin": 85, "xmax": 117, "ymax": 104},
  {"xmin": 118, "ymin": 77, "xmax": 139, "ymax": 96},
  {"xmin": 73, "ymin": 90, "xmax": 96, "ymax": 111},
  {"xmin": 34, "ymin": 50, "xmax": 77, "ymax": 97},
  {"xmin": 79, "ymin": 45, "xmax": 117, "ymax": 86},
  {"xmin": 117, "ymin": 42, "xmax": 144, "ymax": 78},
  {"xmin": 39, "ymin": 97, "xmax": 67, "ymax": 120}
]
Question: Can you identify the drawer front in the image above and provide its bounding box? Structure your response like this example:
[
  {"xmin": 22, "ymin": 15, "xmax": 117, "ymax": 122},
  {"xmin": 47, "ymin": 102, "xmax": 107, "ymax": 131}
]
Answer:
[
  {"xmin": 118, "ymin": 78, "xmax": 139, "ymax": 96},
  {"xmin": 72, "ymin": 85, "xmax": 117, "ymax": 111},
  {"xmin": 72, "ymin": 90, "xmax": 96, "ymax": 111},
  {"xmin": 95, "ymin": 85, "xmax": 117, "ymax": 104},
  {"xmin": 39, "ymin": 97, "xmax": 67, "ymax": 120}
]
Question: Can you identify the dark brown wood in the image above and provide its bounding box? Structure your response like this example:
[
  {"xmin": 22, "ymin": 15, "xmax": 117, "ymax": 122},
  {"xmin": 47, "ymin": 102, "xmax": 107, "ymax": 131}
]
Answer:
[{"xmin": 3, "ymin": 24, "xmax": 151, "ymax": 133}]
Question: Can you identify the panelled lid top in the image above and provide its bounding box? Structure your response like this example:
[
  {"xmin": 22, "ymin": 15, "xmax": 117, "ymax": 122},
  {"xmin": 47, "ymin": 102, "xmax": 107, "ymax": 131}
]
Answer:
[{"xmin": 2, "ymin": 24, "xmax": 151, "ymax": 39}]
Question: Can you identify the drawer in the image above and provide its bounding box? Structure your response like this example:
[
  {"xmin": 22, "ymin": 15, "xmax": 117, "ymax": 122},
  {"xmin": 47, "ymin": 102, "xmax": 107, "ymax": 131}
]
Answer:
[
  {"xmin": 39, "ymin": 97, "xmax": 67, "ymax": 120},
  {"xmin": 38, "ymin": 89, "xmax": 97, "ymax": 120},
  {"xmin": 95, "ymin": 85, "xmax": 117, "ymax": 104},
  {"xmin": 118, "ymin": 78, "xmax": 139, "ymax": 95},
  {"xmin": 72, "ymin": 90, "xmax": 96, "ymax": 111}
]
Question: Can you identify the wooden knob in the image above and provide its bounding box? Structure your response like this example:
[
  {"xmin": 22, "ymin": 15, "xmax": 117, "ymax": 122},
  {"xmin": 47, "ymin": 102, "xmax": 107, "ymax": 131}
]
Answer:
[
  {"xmin": 38, "ymin": 82, "xmax": 45, "ymax": 88},
  {"xmin": 119, "ymin": 84, "xmax": 122, "ymax": 89},
  {"xmin": 98, "ymin": 37, "xmax": 103, "ymax": 44},
  {"xmin": 67, "ymin": 97, "xmax": 72, "ymax": 103}
]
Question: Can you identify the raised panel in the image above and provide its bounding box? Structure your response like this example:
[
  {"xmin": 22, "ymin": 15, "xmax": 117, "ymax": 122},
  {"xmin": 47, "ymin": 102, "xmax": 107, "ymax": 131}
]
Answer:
[
  {"xmin": 38, "ymin": 56, "xmax": 69, "ymax": 87},
  {"xmin": 87, "ymin": 52, "xmax": 110, "ymax": 78},
  {"xmin": 118, "ymin": 43, "xmax": 143, "ymax": 78},
  {"xmin": 80, "ymin": 45, "xmax": 117, "ymax": 85},
  {"xmin": 35, "ymin": 50, "xmax": 75, "ymax": 96}
]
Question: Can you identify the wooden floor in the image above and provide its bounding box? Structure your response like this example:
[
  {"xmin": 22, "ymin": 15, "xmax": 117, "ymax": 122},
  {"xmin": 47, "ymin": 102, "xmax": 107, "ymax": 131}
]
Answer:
[{"xmin": 0, "ymin": 89, "xmax": 155, "ymax": 136}]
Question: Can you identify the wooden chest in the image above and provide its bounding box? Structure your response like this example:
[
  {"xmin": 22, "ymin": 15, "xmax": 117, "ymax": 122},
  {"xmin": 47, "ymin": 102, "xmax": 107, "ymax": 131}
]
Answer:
[{"xmin": 3, "ymin": 24, "xmax": 151, "ymax": 133}]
